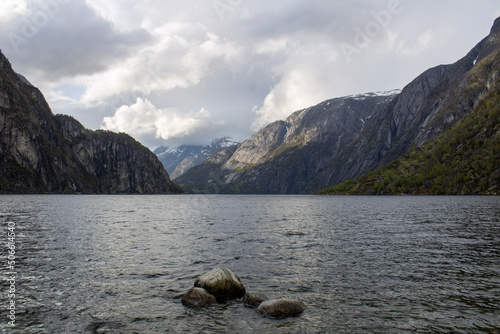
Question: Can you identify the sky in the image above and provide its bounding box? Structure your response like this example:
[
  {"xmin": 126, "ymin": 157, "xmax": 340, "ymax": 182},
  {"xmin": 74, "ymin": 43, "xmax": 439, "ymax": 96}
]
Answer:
[{"xmin": 1, "ymin": 0, "xmax": 499, "ymax": 148}]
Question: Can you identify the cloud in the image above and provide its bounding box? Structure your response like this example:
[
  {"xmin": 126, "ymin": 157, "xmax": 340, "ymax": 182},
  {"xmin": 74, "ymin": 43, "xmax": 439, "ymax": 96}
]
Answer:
[
  {"xmin": 394, "ymin": 29, "xmax": 452, "ymax": 57},
  {"xmin": 252, "ymin": 69, "xmax": 329, "ymax": 130},
  {"xmin": 155, "ymin": 107, "xmax": 212, "ymax": 140},
  {"xmin": 102, "ymin": 98, "xmax": 214, "ymax": 143},
  {"xmin": 80, "ymin": 22, "xmax": 244, "ymax": 105},
  {"xmin": 1, "ymin": 0, "xmax": 151, "ymax": 83},
  {"xmin": 103, "ymin": 98, "xmax": 159, "ymax": 137},
  {"xmin": 2, "ymin": 0, "xmax": 499, "ymax": 148},
  {"xmin": 255, "ymin": 38, "xmax": 294, "ymax": 56},
  {"xmin": 0, "ymin": 0, "xmax": 29, "ymax": 20},
  {"xmin": 252, "ymin": 43, "xmax": 340, "ymax": 130},
  {"xmin": 237, "ymin": 0, "xmax": 370, "ymax": 42}
]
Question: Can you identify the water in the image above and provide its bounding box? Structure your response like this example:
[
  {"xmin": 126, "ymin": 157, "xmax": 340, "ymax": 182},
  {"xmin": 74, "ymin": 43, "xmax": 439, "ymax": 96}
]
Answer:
[{"xmin": 0, "ymin": 195, "xmax": 499, "ymax": 333}]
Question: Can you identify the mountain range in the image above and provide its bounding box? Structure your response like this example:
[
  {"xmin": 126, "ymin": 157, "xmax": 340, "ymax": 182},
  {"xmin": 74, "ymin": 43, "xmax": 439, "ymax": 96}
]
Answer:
[
  {"xmin": 176, "ymin": 17, "xmax": 500, "ymax": 195},
  {"xmin": 0, "ymin": 52, "xmax": 181, "ymax": 194},
  {"xmin": 154, "ymin": 137, "xmax": 239, "ymax": 179}
]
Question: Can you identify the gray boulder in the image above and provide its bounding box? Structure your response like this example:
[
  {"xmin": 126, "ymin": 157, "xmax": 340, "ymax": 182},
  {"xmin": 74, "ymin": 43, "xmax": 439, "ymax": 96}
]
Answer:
[
  {"xmin": 243, "ymin": 292, "xmax": 270, "ymax": 307},
  {"xmin": 257, "ymin": 299, "xmax": 306, "ymax": 317},
  {"xmin": 194, "ymin": 267, "xmax": 246, "ymax": 302},
  {"xmin": 181, "ymin": 287, "xmax": 217, "ymax": 308}
]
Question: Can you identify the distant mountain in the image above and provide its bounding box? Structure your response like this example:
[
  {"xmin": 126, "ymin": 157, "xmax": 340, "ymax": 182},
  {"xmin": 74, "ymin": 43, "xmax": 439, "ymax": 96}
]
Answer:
[
  {"xmin": 155, "ymin": 137, "xmax": 239, "ymax": 179},
  {"xmin": 176, "ymin": 17, "xmax": 500, "ymax": 194},
  {"xmin": 154, "ymin": 145, "xmax": 204, "ymax": 174},
  {"xmin": 0, "ymin": 51, "xmax": 182, "ymax": 194}
]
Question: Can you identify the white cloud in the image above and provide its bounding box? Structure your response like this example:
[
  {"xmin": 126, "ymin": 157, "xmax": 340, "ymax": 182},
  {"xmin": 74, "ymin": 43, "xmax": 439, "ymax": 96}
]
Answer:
[
  {"xmin": 80, "ymin": 22, "xmax": 243, "ymax": 104},
  {"xmin": 255, "ymin": 38, "xmax": 293, "ymax": 56},
  {"xmin": 0, "ymin": 0, "xmax": 29, "ymax": 20},
  {"xmin": 103, "ymin": 98, "xmax": 159, "ymax": 136},
  {"xmin": 251, "ymin": 42, "xmax": 343, "ymax": 130},
  {"xmin": 252, "ymin": 67, "xmax": 331, "ymax": 130},
  {"xmin": 102, "ymin": 98, "xmax": 213, "ymax": 141},
  {"xmin": 155, "ymin": 107, "xmax": 211, "ymax": 140}
]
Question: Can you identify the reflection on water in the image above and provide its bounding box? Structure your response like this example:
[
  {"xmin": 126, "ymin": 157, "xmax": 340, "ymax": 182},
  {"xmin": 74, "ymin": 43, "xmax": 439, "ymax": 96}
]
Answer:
[{"xmin": 0, "ymin": 195, "xmax": 499, "ymax": 333}]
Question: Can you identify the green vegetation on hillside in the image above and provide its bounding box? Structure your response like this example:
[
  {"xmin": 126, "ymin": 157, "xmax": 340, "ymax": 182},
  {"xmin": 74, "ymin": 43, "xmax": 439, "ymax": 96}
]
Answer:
[{"xmin": 320, "ymin": 87, "xmax": 500, "ymax": 195}]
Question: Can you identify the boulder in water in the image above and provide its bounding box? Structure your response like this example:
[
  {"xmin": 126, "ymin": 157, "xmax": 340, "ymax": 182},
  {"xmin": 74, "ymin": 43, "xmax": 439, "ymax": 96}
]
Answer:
[
  {"xmin": 243, "ymin": 292, "xmax": 270, "ymax": 307},
  {"xmin": 181, "ymin": 287, "xmax": 217, "ymax": 308},
  {"xmin": 256, "ymin": 299, "xmax": 306, "ymax": 317},
  {"xmin": 194, "ymin": 267, "xmax": 246, "ymax": 302}
]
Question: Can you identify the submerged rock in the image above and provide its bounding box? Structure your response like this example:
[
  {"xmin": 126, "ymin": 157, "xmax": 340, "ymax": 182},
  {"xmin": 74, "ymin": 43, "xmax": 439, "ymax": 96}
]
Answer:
[
  {"xmin": 243, "ymin": 292, "xmax": 270, "ymax": 307},
  {"xmin": 181, "ymin": 268, "xmax": 306, "ymax": 318},
  {"xmin": 257, "ymin": 299, "xmax": 306, "ymax": 317},
  {"xmin": 194, "ymin": 267, "xmax": 246, "ymax": 302},
  {"xmin": 181, "ymin": 288, "xmax": 217, "ymax": 308}
]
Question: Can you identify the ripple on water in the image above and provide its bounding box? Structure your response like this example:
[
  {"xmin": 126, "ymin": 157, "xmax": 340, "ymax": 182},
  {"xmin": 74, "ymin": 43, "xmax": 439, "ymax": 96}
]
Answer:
[{"xmin": 0, "ymin": 195, "xmax": 499, "ymax": 333}]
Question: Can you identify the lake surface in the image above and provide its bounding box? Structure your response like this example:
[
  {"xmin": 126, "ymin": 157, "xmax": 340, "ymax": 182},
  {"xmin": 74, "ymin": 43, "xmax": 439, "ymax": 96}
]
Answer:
[{"xmin": 0, "ymin": 195, "xmax": 499, "ymax": 333}]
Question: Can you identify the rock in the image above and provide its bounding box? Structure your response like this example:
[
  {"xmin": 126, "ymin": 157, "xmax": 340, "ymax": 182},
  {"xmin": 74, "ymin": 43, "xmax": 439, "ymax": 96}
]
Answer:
[
  {"xmin": 257, "ymin": 299, "xmax": 306, "ymax": 318},
  {"xmin": 181, "ymin": 288, "xmax": 216, "ymax": 308},
  {"xmin": 194, "ymin": 267, "xmax": 246, "ymax": 302},
  {"xmin": 243, "ymin": 292, "xmax": 270, "ymax": 307}
]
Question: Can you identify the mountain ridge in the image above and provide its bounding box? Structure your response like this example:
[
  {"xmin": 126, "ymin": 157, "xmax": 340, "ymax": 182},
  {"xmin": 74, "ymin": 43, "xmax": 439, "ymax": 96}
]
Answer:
[
  {"xmin": 177, "ymin": 17, "xmax": 500, "ymax": 194},
  {"xmin": 154, "ymin": 137, "xmax": 239, "ymax": 179},
  {"xmin": 320, "ymin": 66, "xmax": 500, "ymax": 195}
]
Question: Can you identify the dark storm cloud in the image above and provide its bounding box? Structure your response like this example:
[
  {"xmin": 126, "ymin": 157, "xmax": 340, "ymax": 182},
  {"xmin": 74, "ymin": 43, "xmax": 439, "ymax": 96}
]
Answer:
[{"xmin": 1, "ymin": 0, "xmax": 151, "ymax": 82}]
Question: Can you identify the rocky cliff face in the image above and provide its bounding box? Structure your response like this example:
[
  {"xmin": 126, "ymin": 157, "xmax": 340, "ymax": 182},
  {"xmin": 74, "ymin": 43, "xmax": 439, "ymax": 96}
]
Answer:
[
  {"xmin": 321, "ymin": 67, "xmax": 500, "ymax": 195},
  {"xmin": 0, "ymin": 52, "xmax": 181, "ymax": 194},
  {"xmin": 177, "ymin": 17, "xmax": 500, "ymax": 194}
]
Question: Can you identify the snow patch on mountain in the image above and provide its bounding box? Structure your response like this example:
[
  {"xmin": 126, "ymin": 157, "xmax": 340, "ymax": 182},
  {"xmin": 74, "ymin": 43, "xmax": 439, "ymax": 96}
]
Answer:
[
  {"xmin": 344, "ymin": 89, "xmax": 402, "ymax": 101},
  {"xmin": 155, "ymin": 137, "xmax": 239, "ymax": 177}
]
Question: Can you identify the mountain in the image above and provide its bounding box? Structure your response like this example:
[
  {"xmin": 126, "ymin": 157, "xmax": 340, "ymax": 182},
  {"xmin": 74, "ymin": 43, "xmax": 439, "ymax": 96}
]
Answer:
[
  {"xmin": 310, "ymin": 17, "xmax": 500, "ymax": 192},
  {"xmin": 320, "ymin": 84, "xmax": 499, "ymax": 195},
  {"xmin": 177, "ymin": 17, "xmax": 500, "ymax": 194},
  {"xmin": 154, "ymin": 145, "xmax": 204, "ymax": 174},
  {"xmin": 154, "ymin": 137, "xmax": 239, "ymax": 179},
  {"xmin": 176, "ymin": 91, "xmax": 399, "ymax": 193},
  {"xmin": 0, "ymin": 51, "xmax": 182, "ymax": 194}
]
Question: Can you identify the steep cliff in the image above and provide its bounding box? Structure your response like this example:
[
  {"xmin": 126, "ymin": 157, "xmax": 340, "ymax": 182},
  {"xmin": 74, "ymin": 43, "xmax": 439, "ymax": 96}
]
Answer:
[
  {"xmin": 0, "ymin": 51, "xmax": 182, "ymax": 194},
  {"xmin": 320, "ymin": 74, "xmax": 500, "ymax": 195},
  {"xmin": 177, "ymin": 17, "xmax": 500, "ymax": 194}
]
